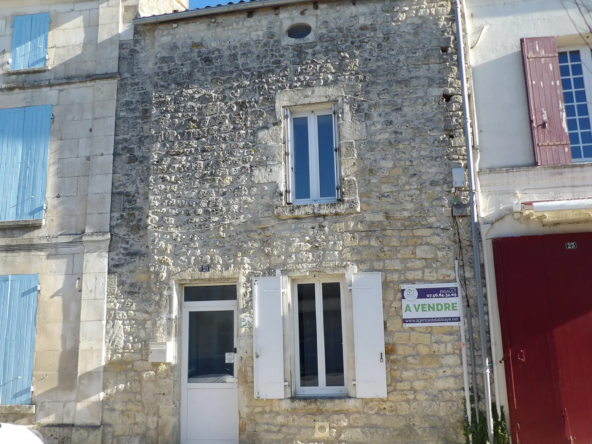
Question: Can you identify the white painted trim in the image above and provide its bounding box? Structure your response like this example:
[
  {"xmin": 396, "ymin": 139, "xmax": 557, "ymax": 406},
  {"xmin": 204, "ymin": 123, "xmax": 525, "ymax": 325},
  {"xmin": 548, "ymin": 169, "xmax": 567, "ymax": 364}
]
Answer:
[
  {"xmin": 180, "ymin": 286, "xmax": 239, "ymax": 444},
  {"xmin": 289, "ymin": 108, "xmax": 338, "ymax": 204},
  {"xmin": 292, "ymin": 278, "xmax": 348, "ymax": 397}
]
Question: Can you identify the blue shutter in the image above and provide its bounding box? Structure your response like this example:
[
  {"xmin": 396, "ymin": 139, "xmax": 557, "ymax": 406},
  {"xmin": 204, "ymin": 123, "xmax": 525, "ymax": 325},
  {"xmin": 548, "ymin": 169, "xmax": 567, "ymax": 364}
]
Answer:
[
  {"xmin": 0, "ymin": 274, "xmax": 39, "ymax": 405},
  {"xmin": 0, "ymin": 105, "xmax": 51, "ymax": 221},
  {"xmin": 11, "ymin": 13, "xmax": 49, "ymax": 70},
  {"xmin": 18, "ymin": 106, "xmax": 52, "ymax": 220},
  {"xmin": 0, "ymin": 108, "xmax": 25, "ymax": 221}
]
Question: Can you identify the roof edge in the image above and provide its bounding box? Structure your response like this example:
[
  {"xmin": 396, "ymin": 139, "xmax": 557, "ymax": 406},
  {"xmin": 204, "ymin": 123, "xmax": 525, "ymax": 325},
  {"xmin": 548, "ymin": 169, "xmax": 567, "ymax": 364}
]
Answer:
[{"xmin": 134, "ymin": 0, "xmax": 317, "ymax": 25}]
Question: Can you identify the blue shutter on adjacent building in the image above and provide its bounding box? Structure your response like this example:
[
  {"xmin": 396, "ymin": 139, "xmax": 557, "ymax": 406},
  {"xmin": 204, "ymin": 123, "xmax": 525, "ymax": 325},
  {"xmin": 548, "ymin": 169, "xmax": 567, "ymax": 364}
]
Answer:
[
  {"xmin": 0, "ymin": 274, "xmax": 39, "ymax": 405},
  {"xmin": 11, "ymin": 13, "xmax": 50, "ymax": 71},
  {"xmin": 0, "ymin": 105, "xmax": 52, "ymax": 221}
]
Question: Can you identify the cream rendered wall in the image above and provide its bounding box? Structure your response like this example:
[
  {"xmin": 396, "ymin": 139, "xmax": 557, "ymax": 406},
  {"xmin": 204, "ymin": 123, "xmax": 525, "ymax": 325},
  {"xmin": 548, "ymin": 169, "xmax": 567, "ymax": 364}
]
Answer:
[
  {"xmin": 468, "ymin": 0, "xmax": 591, "ymax": 169},
  {"xmin": 467, "ymin": 0, "xmax": 592, "ymax": 425}
]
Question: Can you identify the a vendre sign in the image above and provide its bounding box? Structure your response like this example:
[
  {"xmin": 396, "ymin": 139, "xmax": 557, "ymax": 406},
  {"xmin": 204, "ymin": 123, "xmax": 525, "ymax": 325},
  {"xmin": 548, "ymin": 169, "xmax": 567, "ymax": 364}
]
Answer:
[{"xmin": 401, "ymin": 283, "xmax": 461, "ymax": 327}]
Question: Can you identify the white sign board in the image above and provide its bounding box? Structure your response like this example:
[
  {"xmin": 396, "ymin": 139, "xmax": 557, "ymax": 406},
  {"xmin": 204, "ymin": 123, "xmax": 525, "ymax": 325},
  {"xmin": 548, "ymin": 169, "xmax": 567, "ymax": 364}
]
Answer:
[{"xmin": 401, "ymin": 283, "xmax": 461, "ymax": 327}]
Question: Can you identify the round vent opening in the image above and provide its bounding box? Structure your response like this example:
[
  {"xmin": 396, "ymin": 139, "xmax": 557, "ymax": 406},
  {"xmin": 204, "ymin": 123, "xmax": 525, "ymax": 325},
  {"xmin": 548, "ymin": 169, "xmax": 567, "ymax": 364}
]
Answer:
[{"xmin": 287, "ymin": 23, "xmax": 312, "ymax": 39}]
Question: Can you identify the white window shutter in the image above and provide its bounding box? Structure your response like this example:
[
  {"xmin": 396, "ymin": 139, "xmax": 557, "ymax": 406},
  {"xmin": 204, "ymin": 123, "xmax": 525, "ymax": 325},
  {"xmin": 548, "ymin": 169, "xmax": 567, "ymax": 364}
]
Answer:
[
  {"xmin": 332, "ymin": 103, "xmax": 341, "ymax": 201},
  {"xmin": 253, "ymin": 276, "xmax": 285, "ymax": 399},
  {"xmin": 284, "ymin": 108, "xmax": 293, "ymax": 204},
  {"xmin": 352, "ymin": 272, "xmax": 387, "ymax": 398}
]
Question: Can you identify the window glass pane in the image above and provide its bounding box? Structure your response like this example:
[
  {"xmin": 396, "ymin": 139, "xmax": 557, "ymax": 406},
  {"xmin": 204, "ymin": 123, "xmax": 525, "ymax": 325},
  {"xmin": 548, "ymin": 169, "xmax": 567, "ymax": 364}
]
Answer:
[
  {"xmin": 187, "ymin": 310, "xmax": 234, "ymax": 383},
  {"xmin": 559, "ymin": 51, "xmax": 592, "ymax": 159},
  {"xmin": 583, "ymin": 145, "xmax": 592, "ymax": 157},
  {"xmin": 185, "ymin": 285, "xmax": 236, "ymax": 302},
  {"xmin": 562, "ymin": 78, "xmax": 572, "ymax": 90},
  {"xmin": 561, "ymin": 64, "xmax": 571, "ymax": 77},
  {"xmin": 298, "ymin": 283, "xmax": 318, "ymax": 387},
  {"xmin": 322, "ymin": 283, "xmax": 344, "ymax": 387},
  {"xmin": 293, "ymin": 117, "xmax": 311, "ymax": 200},
  {"xmin": 317, "ymin": 114, "xmax": 336, "ymax": 199},
  {"xmin": 570, "ymin": 132, "xmax": 580, "ymax": 145}
]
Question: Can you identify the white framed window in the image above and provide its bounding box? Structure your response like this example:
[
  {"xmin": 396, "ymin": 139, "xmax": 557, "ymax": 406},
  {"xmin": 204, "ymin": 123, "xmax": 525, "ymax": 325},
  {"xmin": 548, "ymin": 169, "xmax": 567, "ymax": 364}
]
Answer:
[
  {"xmin": 558, "ymin": 47, "xmax": 592, "ymax": 162},
  {"xmin": 293, "ymin": 279, "xmax": 347, "ymax": 397},
  {"xmin": 252, "ymin": 273, "xmax": 388, "ymax": 400},
  {"xmin": 285, "ymin": 106, "xmax": 340, "ymax": 204}
]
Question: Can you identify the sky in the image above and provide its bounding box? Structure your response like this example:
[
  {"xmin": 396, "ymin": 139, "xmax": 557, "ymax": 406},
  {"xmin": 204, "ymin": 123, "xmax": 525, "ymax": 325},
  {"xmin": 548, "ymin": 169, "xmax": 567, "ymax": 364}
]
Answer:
[{"xmin": 189, "ymin": 0, "xmax": 223, "ymax": 9}]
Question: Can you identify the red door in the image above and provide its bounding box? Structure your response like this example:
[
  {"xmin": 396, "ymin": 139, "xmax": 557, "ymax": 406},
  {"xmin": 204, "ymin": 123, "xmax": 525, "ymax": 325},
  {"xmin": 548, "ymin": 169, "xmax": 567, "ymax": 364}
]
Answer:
[{"xmin": 494, "ymin": 233, "xmax": 592, "ymax": 444}]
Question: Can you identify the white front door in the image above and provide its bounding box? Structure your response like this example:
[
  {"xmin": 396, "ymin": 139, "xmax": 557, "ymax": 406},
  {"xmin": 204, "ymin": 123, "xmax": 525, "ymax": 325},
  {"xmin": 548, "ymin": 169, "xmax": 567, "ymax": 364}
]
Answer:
[{"xmin": 181, "ymin": 287, "xmax": 238, "ymax": 444}]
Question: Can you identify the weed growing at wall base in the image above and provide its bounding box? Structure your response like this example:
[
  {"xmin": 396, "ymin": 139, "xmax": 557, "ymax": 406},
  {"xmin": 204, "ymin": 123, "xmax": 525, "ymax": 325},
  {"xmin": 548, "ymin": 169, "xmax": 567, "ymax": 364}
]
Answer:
[{"xmin": 463, "ymin": 399, "xmax": 510, "ymax": 444}]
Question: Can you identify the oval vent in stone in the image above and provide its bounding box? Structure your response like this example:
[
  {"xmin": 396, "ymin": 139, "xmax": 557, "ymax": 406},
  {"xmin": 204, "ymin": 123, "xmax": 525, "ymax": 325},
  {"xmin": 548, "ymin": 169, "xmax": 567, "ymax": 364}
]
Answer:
[{"xmin": 287, "ymin": 23, "xmax": 312, "ymax": 39}]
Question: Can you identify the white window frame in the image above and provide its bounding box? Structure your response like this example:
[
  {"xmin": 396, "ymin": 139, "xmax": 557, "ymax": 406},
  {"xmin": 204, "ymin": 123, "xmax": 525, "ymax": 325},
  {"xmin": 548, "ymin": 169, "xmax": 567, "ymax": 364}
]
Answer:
[
  {"xmin": 292, "ymin": 278, "xmax": 348, "ymax": 397},
  {"xmin": 285, "ymin": 106, "xmax": 340, "ymax": 204},
  {"xmin": 557, "ymin": 45, "xmax": 592, "ymax": 163}
]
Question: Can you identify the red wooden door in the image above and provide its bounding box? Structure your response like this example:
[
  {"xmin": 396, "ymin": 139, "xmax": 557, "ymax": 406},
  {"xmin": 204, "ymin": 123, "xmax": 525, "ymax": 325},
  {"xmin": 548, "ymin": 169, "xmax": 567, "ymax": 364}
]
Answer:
[{"xmin": 494, "ymin": 233, "xmax": 592, "ymax": 444}]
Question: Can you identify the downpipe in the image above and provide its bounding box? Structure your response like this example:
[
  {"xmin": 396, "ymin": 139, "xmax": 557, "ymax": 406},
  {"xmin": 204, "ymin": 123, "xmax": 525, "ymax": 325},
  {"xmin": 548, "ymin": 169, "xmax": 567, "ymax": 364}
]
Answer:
[
  {"xmin": 456, "ymin": 259, "xmax": 472, "ymax": 427},
  {"xmin": 453, "ymin": 0, "xmax": 494, "ymax": 441}
]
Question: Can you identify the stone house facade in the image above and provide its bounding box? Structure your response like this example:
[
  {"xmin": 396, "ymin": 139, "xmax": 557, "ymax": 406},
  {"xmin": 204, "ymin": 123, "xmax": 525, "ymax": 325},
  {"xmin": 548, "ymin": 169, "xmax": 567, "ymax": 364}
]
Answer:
[
  {"xmin": 0, "ymin": 1, "xmax": 186, "ymax": 443},
  {"xmin": 105, "ymin": 0, "xmax": 476, "ymax": 443}
]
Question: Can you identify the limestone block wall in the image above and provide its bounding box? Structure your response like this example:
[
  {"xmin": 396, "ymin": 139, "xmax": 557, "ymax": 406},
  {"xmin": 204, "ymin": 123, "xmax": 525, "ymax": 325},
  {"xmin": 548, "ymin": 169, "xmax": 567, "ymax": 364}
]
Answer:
[
  {"xmin": 0, "ymin": 80, "xmax": 116, "ymax": 432},
  {"xmin": 106, "ymin": 0, "xmax": 475, "ymax": 443},
  {"xmin": 0, "ymin": 0, "xmax": 121, "ymax": 81}
]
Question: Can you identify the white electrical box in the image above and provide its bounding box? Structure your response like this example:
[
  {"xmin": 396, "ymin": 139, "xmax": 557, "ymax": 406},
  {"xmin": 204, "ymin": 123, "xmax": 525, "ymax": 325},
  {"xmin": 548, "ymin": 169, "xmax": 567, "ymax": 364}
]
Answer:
[
  {"xmin": 452, "ymin": 166, "xmax": 467, "ymax": 188},
  {"xmin": 149, "ymin": 341, "xmax": 174, "ymax": 363}
]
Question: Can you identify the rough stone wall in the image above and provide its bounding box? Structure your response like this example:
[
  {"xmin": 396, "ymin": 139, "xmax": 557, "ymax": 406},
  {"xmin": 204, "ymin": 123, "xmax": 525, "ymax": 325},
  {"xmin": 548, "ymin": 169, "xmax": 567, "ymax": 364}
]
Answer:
[{"xmin": 106, "ymin": 0, "xmax": 474, "ymax": 442}]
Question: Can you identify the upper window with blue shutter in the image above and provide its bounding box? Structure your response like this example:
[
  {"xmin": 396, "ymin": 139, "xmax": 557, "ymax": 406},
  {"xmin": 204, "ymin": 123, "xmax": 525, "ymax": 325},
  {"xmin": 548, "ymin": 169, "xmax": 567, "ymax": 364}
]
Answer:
[
  {"xmin": 11, "ymin": 13, "xmax": 50, "ymax": 71},
  {"xmin": 0, "ymin": 105, "xmax": 52, "ymax": 222}
]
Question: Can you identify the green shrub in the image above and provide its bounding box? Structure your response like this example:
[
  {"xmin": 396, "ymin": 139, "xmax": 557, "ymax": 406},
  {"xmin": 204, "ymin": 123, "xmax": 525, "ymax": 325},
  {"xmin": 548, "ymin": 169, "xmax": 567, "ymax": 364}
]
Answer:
[{"xmin": 463, "ymin": 400, "xmax": 509, "ymax": 444}]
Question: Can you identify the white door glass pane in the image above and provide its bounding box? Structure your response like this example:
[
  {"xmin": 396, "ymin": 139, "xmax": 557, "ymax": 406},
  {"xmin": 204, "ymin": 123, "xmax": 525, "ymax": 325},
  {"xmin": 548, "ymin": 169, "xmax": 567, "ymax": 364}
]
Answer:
[
  {"xmin": 298, "ymin": 283, "xmax": 318, "ymax": 387},
  {"xmin": 317, "ymin": 114, "xmax": 336, "ymax": 198},
  {"xmin": 188, "ymin": 310, "xmax": 234, "ymax": 383},
  {"xmin": 322, "ymin": 283, "xmax": 344, "ymax": 387},
  {"xmin": 184, "ymin": 285, "xmax": 236, "ymax": 302},
  {"xmin": 293, "ymin": 117, "xmax": 311, "ymax": 200}
]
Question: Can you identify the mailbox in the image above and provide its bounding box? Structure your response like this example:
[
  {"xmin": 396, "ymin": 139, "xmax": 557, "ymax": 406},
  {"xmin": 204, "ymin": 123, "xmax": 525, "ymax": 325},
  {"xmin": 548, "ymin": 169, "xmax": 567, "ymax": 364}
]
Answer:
[{"xmin": 149, "ymin": 341, "xmax": 174, "ymax": 363}]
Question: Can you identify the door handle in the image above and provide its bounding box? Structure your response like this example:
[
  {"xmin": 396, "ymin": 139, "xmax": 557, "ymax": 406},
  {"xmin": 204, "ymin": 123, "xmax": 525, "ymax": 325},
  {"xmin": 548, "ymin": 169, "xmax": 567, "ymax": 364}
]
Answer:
[{"xmin": 517, "ymin": 350, "xmax": 526, "ymax": 362}]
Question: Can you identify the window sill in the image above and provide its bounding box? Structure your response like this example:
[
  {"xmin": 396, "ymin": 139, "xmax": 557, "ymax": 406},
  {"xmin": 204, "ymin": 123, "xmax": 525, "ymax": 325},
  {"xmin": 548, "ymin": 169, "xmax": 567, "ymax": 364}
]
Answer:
[
  {"xmin": 5, "ymin": 67, "xmax": 50, "ymax": 75},
  {"xmin": 0, "ymin": 219, "xmax": 45, "ymax": 229},
  {"xmin": 0, "ymin": 404, "xmax": 35, "ymax": 414},
  {"xmin": 275, "ymin": 199, "xmax": 360, "ymax": 219},
  {"xmin": 278, "ymin": 397, "xmax": 362, "ymax": 411}
]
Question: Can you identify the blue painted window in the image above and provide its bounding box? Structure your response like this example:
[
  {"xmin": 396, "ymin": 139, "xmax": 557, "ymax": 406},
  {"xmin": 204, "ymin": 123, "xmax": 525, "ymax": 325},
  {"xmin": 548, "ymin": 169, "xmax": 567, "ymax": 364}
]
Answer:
[
  {"xmin": 288, "ymin": 108, "xmax": 339, "ymax": 204},
  {"xmin": 0, "ymin": 105, "xmax": 52, "ymax": 221},
  {"xmin": 0, "ymin": 274, "xmax": 39, "ymax": 405},
  {"xmin": 559, "ymin": 50, "xmax": 592, "ymax": 161},
  {"xmin": 11, "ymin": 13, "xmax": 50, "ymax": 71}
]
